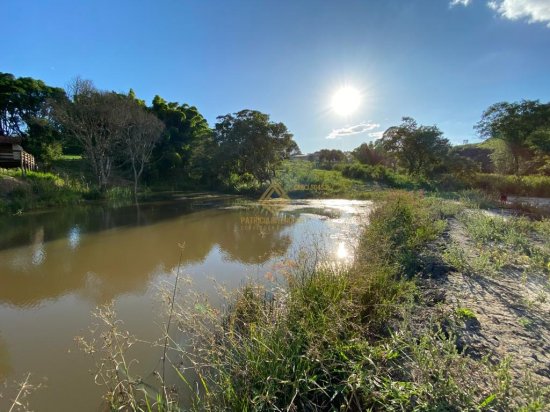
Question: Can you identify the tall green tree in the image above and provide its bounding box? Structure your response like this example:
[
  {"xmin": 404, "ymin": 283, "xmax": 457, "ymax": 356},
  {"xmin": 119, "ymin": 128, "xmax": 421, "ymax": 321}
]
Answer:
[
  {"xmin": 150, "ymin": 96, "xmax": 211, "ymax": 180},
  {"xmin": 0, "ymin": 72, "xmax": 66, "ymax": 157},
  {"xmin": 475, "ymin": 100, "xmax": 550, "ymax": 175},
  {"xmin": 352, "ymin": 142, "xmax": 386, "ymax": 166},
  {"xmin": 380, "ymin": 117, "xmax": 450, "ymax": 177},
  {"xmin": 318, "ymin": 149, "xmax": 346, "ymax": 164},
  {"xmin": 213, "ymin": 110, "xmax": 299, "ymax": 184}
]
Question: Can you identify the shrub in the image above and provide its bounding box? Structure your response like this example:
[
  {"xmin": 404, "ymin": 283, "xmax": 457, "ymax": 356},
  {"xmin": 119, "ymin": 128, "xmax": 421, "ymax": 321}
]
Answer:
[
  {"xmin": 472, "ymin": 173, "xmax": 550, "ymax": 197},
  {"xmin": 341, "ymin": 163, "xmax": 432, "ymax": 190}
]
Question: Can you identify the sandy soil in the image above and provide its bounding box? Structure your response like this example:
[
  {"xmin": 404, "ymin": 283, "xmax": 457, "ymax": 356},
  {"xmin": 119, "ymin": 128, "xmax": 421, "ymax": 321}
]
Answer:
[{"xmin": 422, "ymin": 218, "xmax": 550, "ymax": 387}]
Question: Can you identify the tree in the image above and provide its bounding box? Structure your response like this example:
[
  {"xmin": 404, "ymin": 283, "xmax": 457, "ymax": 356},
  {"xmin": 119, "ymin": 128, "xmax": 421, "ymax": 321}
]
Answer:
[
  {"xmin": 213, "ymin": 110, "xmax": 299, "ymax": 184},
  {"xmin": 526, "ymin": 128, "xmax": 550, "ymax": 175},
  {"xmin": 150, "ymin": 95, "xmax": 211, "ymax": 180},
  {"xmin": 380, "ymin": 117, "xmax": 450, "ymax": 176},
  {"xmin": 117, "ymin": 98, "xmax": 164, "ymax": 199},
  {"xmin": 475, "ymin": 100, "xmax": 550, "ymax": 175},
  {"xmin": 54, "ymin": 78, "xmax": 124, "ymax": 190},
  {"xmin": 352, "ymin": 142, "xmax": 386, "ymax": 166},
  {"xmin": 0, "ymin": 72, "xmax": 66, "ymax": 158},
  {"xmin": 318, "ymin": 149, "xmax": 346, "ymax": 165}
]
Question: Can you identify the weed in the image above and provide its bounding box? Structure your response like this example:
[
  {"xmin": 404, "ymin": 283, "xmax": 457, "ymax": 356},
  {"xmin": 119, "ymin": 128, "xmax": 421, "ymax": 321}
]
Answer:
[
  {"xmin": 518, "ymin": 317, "xmax": 534, "ymax": 329},
  {"xmin": 455, "ymin": 307, "xmax": 477, "ymax": 320},
  {"xmin": 0, "ymin": 373, "xmax": 40, "ymax": 412}
]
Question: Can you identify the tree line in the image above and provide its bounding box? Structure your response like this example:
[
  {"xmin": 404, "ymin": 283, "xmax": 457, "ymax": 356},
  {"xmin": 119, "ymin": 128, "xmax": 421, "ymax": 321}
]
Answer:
[
  {"xmin": 0, "ymin": 72, "xmax": 300, "ymax": 196},
  {"xmin": 347, "ymin": 104, "xmax": 549, "ymax": 179},
  {"xmin": 1, "ymin": 71, "xmax": 548, "ymax": 196}
]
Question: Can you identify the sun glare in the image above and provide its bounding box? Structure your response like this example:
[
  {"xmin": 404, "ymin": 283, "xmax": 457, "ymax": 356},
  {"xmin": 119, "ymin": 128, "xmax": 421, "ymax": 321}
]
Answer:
[{"xmin": 331, "ymin": 86, "xmax": 361, "ymax": 116}]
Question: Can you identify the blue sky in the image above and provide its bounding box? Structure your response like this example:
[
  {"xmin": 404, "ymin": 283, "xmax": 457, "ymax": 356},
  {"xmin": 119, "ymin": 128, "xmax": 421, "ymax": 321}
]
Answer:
[{"xmin": 4, "ymin": 0, "xmax": 550, "ymax": 153}]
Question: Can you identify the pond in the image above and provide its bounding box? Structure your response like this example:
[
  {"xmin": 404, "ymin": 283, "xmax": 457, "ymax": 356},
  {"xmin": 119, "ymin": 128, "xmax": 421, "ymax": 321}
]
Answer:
[{"xmin": 0, "ymin": 196, "xmax": 372, "ymax": 411}]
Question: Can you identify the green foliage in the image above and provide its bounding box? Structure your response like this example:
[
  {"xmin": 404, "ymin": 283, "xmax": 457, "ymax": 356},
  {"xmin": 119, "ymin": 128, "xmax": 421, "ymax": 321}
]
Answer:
[
  {"xmin": 451, "ymin": 144, "xmax": 493, "ymax": 173},
  {"xmin": 0, "ymin": 72, "xmax": 67, "ymax": 158},
  {"xmin": 476, "ymin": 100, "xmax": 550, "ymax": 175},
  {"xmin": 490, "ymin": 139, "xmax": 517, "ymax": 175},
  {"xmin": 472, "ymin": 173, "xmax": 550, "ymax": 197},
  {"xmin": 275, "ymin": 160, "xmax": 365, "ymax": 198},
  {"xmin": 379, "ymin": 117, "xmax": 451, "ymax": 177},
  {"xmin": 352, "ymin": 141, "xmax": 388, "ymax": 166},
  {"xmin": 341, "ymin": 162, "xmax": 431, "ymax": 190},
  {"xmin": 316, "ymin": 148, "xmax": 346, "ymax": 168},
  {"xmin": 213, "ymin": 109, "xmax": 299, "ymax": 185},
  {"xmin": 0, "ymin": 169, "xmax": 86, "ymax": 214},
  {"xmin": 149, "ymin": 95, "xmax": 211, "ymax": 182},
  {"xmin": 0, "ymin": 72, "xmax": 66, "ymax": 136},
  {"xmin": 442, "ymin": 209, "xmax": 550, "ymax": 280},
  {"xmin": 358, "ymin": 192, "xmax": 445, "ymax": 275},
  {"xmin": 54, "ymin": 79, "xmax": 164, "ymax": 192},
  {"xmin": 41, "ymin": 141, "xmax": 63, "ymax": 169},
  {"xmin": 455, "ymin": 307, "xmax": 477, "ymax": 320}
]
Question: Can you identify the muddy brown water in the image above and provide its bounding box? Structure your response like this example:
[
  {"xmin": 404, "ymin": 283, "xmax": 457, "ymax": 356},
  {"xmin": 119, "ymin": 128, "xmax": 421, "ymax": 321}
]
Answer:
[{"xmin": 0, "ymin": 197, "xmax": 371, "ymax": 411}]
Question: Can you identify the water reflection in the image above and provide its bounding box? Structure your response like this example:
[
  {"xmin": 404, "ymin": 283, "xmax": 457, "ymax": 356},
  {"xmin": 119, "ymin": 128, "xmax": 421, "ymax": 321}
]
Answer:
[
  {"xmin": 31, "ymin": 226, "xmax": 45, "ymax": 266},
  {"xmin": 0, "ymin": 335, "xmax": 12, "ymax": 378},
  {"xmin": 67, "ymin": 226, "xmax": 81, "ymax": 250},
  {"xmin": 0, "ymin": 203, "xmax": 296, "ymax": 308},
  {"xmin": 0, "ymin": 198, "xmax": 371, "ymax": 412},
  {"xmin": 336, "ymin": 241, "xmax": 349, "ymax": 260}
]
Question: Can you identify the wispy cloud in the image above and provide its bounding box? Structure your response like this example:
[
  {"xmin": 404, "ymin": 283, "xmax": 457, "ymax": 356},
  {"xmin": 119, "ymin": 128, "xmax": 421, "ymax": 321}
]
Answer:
[
  {"xmin": 488, "ymin": 0, "xmax": 550, "ymax": 27},
  {"xmin": 451, "ymin": 0, "xmax": 550, "ymax": 27},
  {"xmin": 450, "ymin": 0, "xmax": 472, "ymax": 7},
  {"xmin": 326, "ymin": 122, "xmax": 380, "ymax": 139}
]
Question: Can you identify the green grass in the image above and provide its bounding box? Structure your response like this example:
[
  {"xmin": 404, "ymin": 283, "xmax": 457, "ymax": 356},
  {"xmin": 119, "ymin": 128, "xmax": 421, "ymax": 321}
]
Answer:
[
  {"xmin": 0, "ymin": 157, "xmax": 139, "ymax": 214},
  {"xmin": 164, "ymin": 192, "xmax": 547, "ymax": 411},
  {"xmin": 459, "ymin": 211, "xmax": 550, "ymax": 275},
  {"xmin": 340, "ymin": 162, "xmax": 433, "ymax": 190},
  {"xmin": 0, "ymin": 169, "xmax": 88, "ymax": 214},
  {"xmin": 275, "ymin": 160, "xmax": 367, "ymax": 198}
]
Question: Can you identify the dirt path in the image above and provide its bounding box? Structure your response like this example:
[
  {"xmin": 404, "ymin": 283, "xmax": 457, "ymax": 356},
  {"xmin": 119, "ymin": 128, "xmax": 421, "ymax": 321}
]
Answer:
[{"xmin": 424, "ymin": 217, "xmax": 550, "ymax": 387}]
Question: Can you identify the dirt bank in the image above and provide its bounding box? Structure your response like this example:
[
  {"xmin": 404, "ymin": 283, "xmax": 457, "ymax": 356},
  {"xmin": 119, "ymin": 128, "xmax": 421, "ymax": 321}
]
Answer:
[{"xmin": 421, "ymin": 212, "xmax": 550, "ymax": 388}]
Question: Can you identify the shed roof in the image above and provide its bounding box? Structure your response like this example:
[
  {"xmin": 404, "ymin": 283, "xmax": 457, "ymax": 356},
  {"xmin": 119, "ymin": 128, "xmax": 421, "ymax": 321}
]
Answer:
[{"xmin": 0, "ymin": 135, "xmax": 23, "ymax": 144}]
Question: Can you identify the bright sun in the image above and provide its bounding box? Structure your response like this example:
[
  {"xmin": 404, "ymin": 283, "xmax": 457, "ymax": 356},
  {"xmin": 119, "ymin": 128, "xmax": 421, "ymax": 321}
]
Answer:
[{"xmin": 331, "ymin": 86, "xmax": 361, "ymax": 116}]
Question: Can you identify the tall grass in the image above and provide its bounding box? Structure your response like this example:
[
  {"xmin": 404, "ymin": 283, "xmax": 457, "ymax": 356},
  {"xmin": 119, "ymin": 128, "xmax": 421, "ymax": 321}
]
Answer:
[
  {"xmin": 76, "ymin": 192, "xmax": 549, "ymax": 410},
  {"xmin": 340, "ymin": 163, "xmax": 433, "ymax": 190},
  {"xmin": 472, "ymin": 174, "xmax": 550, "ymax": 197},
  {"xmin": 164, "ymin": 192, "xmax": 545, "ymax": 410},
  {"xmin": 0, "ymin": 169, "xmax": 87, "ymax": 214},
  {"xmin": 276, "ymin": 160, "xmax": 366, "ymax": 198},
  {"xmin": 0, "ymin": 169, "xmax": 138, "ymax": 214}
]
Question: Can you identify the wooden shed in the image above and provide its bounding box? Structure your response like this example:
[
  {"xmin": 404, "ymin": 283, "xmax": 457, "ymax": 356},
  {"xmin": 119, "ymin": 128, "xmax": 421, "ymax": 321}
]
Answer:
[{"xmin": 0, "ymin": 135, "xmax": 37, "ymax": 171}]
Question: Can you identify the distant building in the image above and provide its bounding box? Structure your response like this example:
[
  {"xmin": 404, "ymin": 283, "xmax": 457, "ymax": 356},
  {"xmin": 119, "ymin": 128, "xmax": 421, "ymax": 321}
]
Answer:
[{"xmin": 0, "ymin": 135, "xmax": 36, "ymax": 171}]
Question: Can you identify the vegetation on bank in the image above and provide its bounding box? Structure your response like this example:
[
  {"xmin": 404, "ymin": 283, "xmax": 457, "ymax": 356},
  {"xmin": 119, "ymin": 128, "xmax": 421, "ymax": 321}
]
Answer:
[
  {"xmin": 2, "ymin": 70, "xmax": 550, "ymax": 216},
  {"xmin": 0, "ymin": 169, "xmax": 86, "ymax": 214},
  {"xmin": 472, "ymin": 173, "xmax": 550, "ymax": 198},
  {"xmin": 75, "ymin": 192, "xmax": 549, "ymax": 411},
  {"xmin": 0, "ymin": 167, "xmax": 137, "ymax": 215},
  {"xmin": 3, "ymin": 158, "xmax": 550, "ymax": 215}
]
